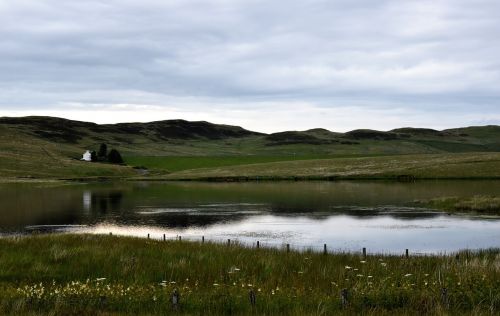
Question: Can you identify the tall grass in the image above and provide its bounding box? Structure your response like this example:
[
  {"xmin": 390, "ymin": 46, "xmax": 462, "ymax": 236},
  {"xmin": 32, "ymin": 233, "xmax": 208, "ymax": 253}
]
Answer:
[
  {"xmin": 0, "ymin": 234, "xmax": 499, "ymax": 315},
  {"xmin": 422, "ymin": 195, "xmax": 500, "ymax": 214}
]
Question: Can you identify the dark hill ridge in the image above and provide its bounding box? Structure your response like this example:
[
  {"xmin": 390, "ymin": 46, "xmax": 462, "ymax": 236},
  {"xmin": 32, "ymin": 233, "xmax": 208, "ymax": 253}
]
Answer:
[
  {"xmin": 344, "ymin": 129, "xmax": 399, "ymax": 140},
  {"xmin": 108, "ymin": 120, "xmax": 264, "ymax": 140},
  {"xmin": 0, "ymin": 116, "xmax": 96, "ymax": 143},
  {"xmin": 265, "ymin": 131, "xmax": 337, "ymax": 145},
  {"xmin": 390, "ymin": 127, "xmax": 444, "ymax": 137},
  {"xmin": 0, "ymin": 116, "xmax": 263, "ymax": 143}
]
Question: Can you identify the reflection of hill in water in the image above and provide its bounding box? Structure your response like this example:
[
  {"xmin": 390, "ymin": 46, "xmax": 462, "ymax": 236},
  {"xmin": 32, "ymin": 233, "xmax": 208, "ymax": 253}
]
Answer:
[
  {"xmin": 133, "ymin": 213, "xmax": 249, "ymax": 228},
  {"xmin": 118, "ymin": 204, "xmax": 442, "ymax": 229},
  {"xmin": 1, "ymin": 180, "xmax": 500, "ymax": 233},
  {"xmin": 268, "ymin": 205, "xmax": 441, "ymax": 220}
]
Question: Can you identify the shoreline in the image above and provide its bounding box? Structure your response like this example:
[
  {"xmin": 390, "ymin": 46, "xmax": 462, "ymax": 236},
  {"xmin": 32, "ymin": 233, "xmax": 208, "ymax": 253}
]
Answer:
[{"xmin": 3, "ymin": 175, "xmax": 500, "ymax": 184}]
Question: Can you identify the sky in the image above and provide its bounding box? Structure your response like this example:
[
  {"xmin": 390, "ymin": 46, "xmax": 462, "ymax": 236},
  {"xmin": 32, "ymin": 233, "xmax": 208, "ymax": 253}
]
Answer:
[{"xmin": 1, "ymin": 0, "xmax": 500, "ymax": 133}]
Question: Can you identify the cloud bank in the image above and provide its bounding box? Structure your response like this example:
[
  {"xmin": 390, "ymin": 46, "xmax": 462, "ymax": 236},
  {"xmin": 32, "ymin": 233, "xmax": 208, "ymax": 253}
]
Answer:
[{"xmin": 0, "ymin": 0, "xmax": 499, "ymax": 132}]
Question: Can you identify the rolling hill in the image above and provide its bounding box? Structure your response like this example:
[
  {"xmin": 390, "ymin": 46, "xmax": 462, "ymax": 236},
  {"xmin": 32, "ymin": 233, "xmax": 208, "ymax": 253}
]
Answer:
[{"xmin": 1, "ymin": 116, "xmax": 500, "ymax": 179}]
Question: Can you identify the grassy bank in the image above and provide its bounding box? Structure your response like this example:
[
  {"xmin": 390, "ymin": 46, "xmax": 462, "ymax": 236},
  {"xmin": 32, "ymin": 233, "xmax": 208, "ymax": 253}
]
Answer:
[
  {"xmin": 419, "ymin": 195, "xmax": 500, "ymax": 215},
  {"xmin": 0, "ymin": 235, "xmax": 499, "ymax": 315},
  {"xmin": 157, "ymin": 152, "xmax": 500, "ymax": 181}
]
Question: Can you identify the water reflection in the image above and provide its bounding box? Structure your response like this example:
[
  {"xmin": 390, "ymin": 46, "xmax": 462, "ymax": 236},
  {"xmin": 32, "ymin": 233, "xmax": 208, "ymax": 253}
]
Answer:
[
  {"xmin": 83, "ymin": 191, "xmax": 91, "ymax": 213},
  {"xmin": 0, "ymin": 181, "xmax": 499, "ymax": 253}
]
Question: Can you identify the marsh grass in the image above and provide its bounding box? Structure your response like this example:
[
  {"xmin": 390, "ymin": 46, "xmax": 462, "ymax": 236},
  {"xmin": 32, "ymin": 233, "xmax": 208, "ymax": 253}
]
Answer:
[
  {"xmin": 0, "ymin": 234, "xmax": 499, "ymax": 315},
  {"xmin": 422, "ymin": 195, "xmax": 500, "ymax": 214}
]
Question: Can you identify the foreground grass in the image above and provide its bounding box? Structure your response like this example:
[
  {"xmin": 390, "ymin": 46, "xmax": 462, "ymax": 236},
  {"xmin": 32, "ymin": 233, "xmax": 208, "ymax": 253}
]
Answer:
[
  {"xmin": 0, "ymin": 235, "xmax": 499, "ymax": 315},
  {"xmin": 160, "ymin": 152, "xmax": 500, "ymax": 181},
  {"xmin": 420, "ymin": 195, "xmax": 500, "ymax": 215}
]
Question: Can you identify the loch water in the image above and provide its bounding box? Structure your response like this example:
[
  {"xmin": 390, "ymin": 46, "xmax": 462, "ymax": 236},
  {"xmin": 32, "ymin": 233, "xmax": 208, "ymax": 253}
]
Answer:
[{"xmin": 1, "ymin": 180, "xmax": 500, "ymax": 254}]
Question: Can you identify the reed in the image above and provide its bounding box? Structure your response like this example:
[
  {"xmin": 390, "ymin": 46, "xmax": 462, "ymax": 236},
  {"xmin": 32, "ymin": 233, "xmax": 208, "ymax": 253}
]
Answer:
[{"xmin": 0, "ymin": 234, "xmax": 498, "ymax": 315}]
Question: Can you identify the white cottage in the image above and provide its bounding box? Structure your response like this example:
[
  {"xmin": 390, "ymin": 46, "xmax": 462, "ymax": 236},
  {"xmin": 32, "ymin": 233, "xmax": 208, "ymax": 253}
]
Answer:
[{"xmin": 81, "ymin": 150, "xmax": 92, "ymax": 161}]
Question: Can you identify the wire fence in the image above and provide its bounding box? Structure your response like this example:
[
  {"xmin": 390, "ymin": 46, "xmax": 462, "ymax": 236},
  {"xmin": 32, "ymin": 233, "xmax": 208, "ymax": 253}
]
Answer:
[{"xmin": 105, "ymin": 231, "xmax": 424, "ymax": 257}]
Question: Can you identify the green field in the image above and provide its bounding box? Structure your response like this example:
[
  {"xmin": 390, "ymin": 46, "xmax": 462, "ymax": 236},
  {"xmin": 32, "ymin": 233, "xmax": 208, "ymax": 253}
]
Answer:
[
  {"xmin": 158, "ymin": 152, "xmax": 500, "ymax": 181},
  {"xmin": 124, "ymin": 155, "xmax": 333, "ymax": 172},
  {"xmin": 0, "ymin": 234, "xmax": 499, "ymax": 315}
]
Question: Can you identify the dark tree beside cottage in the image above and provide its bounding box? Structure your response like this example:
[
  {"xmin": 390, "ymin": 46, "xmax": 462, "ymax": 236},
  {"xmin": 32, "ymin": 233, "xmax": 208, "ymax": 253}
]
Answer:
[
  {"xmin": 98, "ymin": 143, "xmax": 108, "ymax": 159},
  {"xmin": 108, "ymin": 149, "xmax": 124, "ymax": 164}
]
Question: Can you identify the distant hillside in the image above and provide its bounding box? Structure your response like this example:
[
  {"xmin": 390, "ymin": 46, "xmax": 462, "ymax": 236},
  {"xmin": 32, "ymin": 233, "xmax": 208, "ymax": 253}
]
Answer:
[
  {"xmin": 0, "ymin": 116, "xmax": 262, "ymax": 144},
  {"xmin": 2, "ymin": 116, "xmax": 500, "ymax": 153},
  {"xmin": 1, "ymin": 116, "xmax": 500, "ymax": 179}
]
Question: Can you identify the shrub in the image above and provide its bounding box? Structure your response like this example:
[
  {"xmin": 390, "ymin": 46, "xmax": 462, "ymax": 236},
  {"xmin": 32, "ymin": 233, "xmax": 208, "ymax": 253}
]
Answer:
[{"xmin": 108, "ymin": 149, "xmax": 124, "ymax": 164}]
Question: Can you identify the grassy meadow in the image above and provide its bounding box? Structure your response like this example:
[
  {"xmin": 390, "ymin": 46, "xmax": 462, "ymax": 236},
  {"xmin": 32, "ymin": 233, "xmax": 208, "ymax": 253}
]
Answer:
[
  {"xmin": 157, "ymin": 152, "xmax": 500, "ymax": 181},
  {"xmin": 0, "ymin": 234, "xmax": 499, "ymax": 315},
  {"xmin": 124, "ymin": 155, "xmax": 333, "ymax": 173}
]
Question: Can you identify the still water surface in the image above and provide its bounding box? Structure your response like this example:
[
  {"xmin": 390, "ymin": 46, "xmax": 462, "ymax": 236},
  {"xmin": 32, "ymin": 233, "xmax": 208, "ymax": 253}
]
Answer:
[{"xmin": 1, "ymin": 181, "xmax": 500, "ymax": 253}]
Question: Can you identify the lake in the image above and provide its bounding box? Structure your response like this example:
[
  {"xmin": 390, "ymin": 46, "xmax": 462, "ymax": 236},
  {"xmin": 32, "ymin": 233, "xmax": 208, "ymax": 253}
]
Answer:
[{"xmin": 1, "ymin": 180, "xmax": 499, "ymax": 254}]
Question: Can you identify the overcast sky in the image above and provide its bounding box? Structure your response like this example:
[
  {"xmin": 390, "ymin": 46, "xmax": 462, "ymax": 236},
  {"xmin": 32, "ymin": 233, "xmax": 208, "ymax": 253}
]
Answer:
[{"xmin": 1, "ymin": 0, "xmax": 499, "ymax": 132}]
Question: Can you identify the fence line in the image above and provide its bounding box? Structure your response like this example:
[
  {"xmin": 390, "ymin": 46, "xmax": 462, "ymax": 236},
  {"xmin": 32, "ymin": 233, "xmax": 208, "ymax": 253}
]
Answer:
[{"xmin": 106, "ymin": 231, "xmax": 417, "ymax": 257}]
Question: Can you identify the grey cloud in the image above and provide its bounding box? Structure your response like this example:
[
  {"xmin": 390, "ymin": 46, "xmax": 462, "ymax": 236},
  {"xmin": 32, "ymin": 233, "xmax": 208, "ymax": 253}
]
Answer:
[{"xmin": 0, "ymin": 0, "xmax": 499, "ymax": 129}]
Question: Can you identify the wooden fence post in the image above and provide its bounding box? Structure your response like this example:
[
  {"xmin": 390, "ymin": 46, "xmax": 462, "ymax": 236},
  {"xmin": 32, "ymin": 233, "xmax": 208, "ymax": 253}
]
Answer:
[
  {"xmin": 147, "ymin": 233, "xmax": 150, "ymax": 239},
  {"xmin": 324, "ymin": 244, "xmax": 327, "ymax": 255},
  {"xmin": 202, "ymin": 236, "xmax": 205, "ymax": 243},
  {"xmin": 171, "ymin": 289, "xmax": 180, "ymax": 311},
  {"xmin": 227, "ymin": 239, "xmax": 231, "ymax": 246},
  {"xmin": 163, "ymin": 234, "xmax": 166, "ymax": 241},
  {"xmin": 405, "ymin": 249, "xmax": 409, "ymax": 258},
  {"xmin": 257, "ymin": 241, "xmax": 260, "ymax": 249},
  {"xmin": 441, "ymin": 287, "xmax": 449, "ymax": 309},
  {"xmin": 249, "ymin": 289, "xmax": 256, "ymax": 308},
  {"xmin": 286, "ymin": 244, "xmax": 290, "ymax": 252},
  {"xmin": 341, "ymin": 288, "xmax": 349, "ymax": 308},
  {"xmin": 362, "ymin": 248, "xmax": 366, "ymax": 259}
]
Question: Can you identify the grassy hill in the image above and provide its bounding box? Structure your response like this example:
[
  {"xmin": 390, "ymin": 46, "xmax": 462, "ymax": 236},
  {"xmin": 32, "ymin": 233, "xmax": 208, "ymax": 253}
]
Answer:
[
  {"xmin": 1, "ymin": 116, "xmax": 500, "ymax": 179},
  {"xmin": 161, "ymin": 152, "xmax": 500, "ymax": 181}
]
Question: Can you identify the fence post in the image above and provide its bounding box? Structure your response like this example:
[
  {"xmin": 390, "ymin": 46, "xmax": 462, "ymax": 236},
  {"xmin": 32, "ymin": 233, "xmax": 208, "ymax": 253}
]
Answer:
[
  {"xmin": 341, "ymin": 288, "xmax": 349, "ymax": 308},
  {"xmin": 178, "ymin": 236, "xmax": 182, "ymax": 241},
  {"xmin": 202, "ymin": 236, "xmax": 205, "ymax": 243},
  {"xmin": 109, "ymin": 232, "xmax": 112, "ymax": 236},
  {"xmin": 441, "ymin": 287, "xmax": 449, "ymax": 309},
  {"xmin": 324, "ymin": 244, "xmax": 327, "ymax": 255},
  {"xmin": 163, "ymin": 234, "xmax": 166, "ymax": 241},
  {"xmin": 249, "ymin": 289, "xmax": 256, "ymax": 308},
  {"xmin": 405, "ymin": 249, "xmax": 409, "ymax": 258},
  {"xmin": 257, "ymin": 241, "xmax": 260, "ymax": 249},
  {"xmin": 227, "ymin": 239, "xmax": 231, "ymax": 246},
  {"xmin": 362, "ymin": 248, "xmax": 366, "ymax": 259},
  {"xmin": 171, "ymin": 289, "xmax": 180, "ymax": 311},
  {"xmin": 147, "ymin": 233, "xmax": 150, "ymax": 239},
  {"xmin": 286, "ymin": 244, "xmax": 290, "ymax": 252}
]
